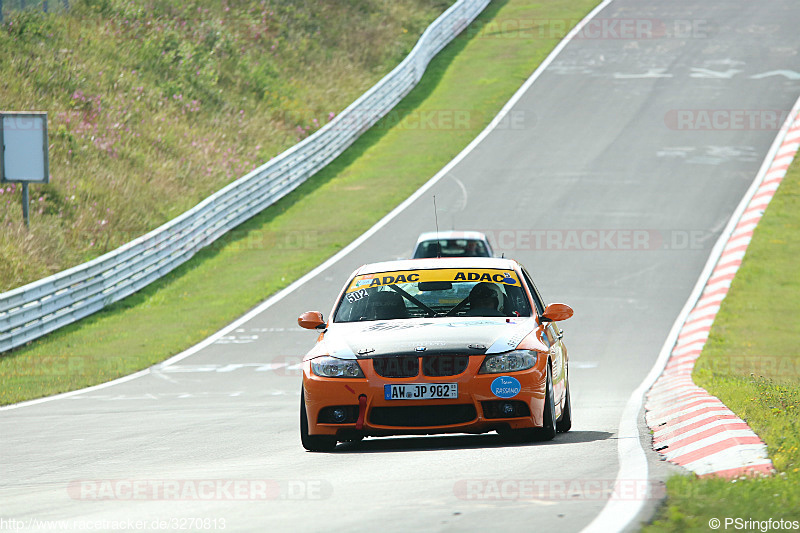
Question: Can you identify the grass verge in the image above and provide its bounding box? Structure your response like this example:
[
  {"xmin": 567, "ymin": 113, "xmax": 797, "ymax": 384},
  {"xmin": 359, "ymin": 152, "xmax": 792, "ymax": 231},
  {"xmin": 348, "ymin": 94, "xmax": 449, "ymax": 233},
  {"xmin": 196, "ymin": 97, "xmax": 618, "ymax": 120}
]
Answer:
[
  {"xmin": 0, "ymin": 0, "xmax": 601, "ymax": 405},
  {"xmin": 644, "ymin": 140, "xmax": 800, "ymax": 530}
]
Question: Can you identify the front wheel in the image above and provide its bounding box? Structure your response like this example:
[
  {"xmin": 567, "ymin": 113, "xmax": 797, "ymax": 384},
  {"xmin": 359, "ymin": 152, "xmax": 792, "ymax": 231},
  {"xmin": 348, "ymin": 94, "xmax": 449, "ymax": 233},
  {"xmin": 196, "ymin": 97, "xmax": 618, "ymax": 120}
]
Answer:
[
  {"xmin": 300, "ymin": 389, "xmax": 337, "ymax": 452},
  {"xmin": 556, "ymin": 380, "xmax": 572, "ymax": 433},
  {"xmin": 531, "ymin": 363, "xmax": 557, "ymax": 441},
  {"xmin": 502, "ymin": 363, "xmax": 557, "ymax": 443}
]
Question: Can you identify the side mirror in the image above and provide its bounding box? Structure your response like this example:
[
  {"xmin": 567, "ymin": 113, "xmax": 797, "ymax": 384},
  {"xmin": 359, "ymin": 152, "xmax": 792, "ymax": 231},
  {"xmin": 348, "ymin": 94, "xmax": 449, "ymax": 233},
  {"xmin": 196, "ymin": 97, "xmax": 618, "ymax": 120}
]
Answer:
[
  {"xmin": 540, "ymin": 303, "xmax": 573, "ymax": 323},
  {"xmin": 298, "ymin": 311, "xmax": 326, "ymax": 330}
]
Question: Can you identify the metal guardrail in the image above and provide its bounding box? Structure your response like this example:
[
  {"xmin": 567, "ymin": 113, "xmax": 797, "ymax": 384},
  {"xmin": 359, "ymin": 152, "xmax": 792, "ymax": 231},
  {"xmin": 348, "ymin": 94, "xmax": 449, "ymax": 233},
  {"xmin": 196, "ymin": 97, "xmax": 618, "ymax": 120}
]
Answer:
[
  {"xmin": 0, "ymin": 0, "xmax": 490, "ymax": 353},
  {"xmin": 0, "ymin": 0, "xmax": 70, "ymax": 23}
]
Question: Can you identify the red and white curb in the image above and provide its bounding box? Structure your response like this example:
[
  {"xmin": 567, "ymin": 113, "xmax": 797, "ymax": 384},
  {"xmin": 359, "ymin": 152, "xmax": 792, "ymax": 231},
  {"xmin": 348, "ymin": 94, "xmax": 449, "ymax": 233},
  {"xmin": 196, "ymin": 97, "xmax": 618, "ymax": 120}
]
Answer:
[{"xmin": 645, "ymin": 109, "xmax": 800, "ymax": 478}]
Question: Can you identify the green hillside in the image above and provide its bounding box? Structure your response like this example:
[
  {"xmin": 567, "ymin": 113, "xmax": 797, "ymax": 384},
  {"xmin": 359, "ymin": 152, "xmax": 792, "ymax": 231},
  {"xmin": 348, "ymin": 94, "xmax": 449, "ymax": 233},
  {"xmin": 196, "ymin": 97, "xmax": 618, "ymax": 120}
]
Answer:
[{"xmin": 0, "ymin": 0, "xmax": 447, "ymax": 291}]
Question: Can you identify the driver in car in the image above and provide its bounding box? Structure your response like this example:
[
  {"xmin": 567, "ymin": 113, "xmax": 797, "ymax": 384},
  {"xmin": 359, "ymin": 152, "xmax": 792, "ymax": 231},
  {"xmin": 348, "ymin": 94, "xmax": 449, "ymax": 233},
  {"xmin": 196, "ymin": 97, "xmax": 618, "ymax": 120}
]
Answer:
[{"xmin": 465, "ymin": 282, "xmax": 505, "ymax": 316}]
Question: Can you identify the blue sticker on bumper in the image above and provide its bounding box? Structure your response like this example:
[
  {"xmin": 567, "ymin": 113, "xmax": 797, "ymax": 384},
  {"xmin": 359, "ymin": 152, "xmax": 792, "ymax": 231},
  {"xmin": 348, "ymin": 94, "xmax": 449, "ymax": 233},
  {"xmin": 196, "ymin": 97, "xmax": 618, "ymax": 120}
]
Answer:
[{"xmin": 491, "ymin": 376, "xmax": 521, "ymax": 398}]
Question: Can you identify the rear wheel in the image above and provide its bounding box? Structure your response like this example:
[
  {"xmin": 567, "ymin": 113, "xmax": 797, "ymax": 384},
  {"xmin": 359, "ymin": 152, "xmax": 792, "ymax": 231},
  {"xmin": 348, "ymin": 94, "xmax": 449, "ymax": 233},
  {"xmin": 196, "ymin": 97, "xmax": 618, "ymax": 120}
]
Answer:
[
  {"xmin": 300, "ymin": 390, "xmax": 337, "ymax": 452},
  {"xmin": 556, "ymin": 379, "xmax": 572, "ymax": 433}
]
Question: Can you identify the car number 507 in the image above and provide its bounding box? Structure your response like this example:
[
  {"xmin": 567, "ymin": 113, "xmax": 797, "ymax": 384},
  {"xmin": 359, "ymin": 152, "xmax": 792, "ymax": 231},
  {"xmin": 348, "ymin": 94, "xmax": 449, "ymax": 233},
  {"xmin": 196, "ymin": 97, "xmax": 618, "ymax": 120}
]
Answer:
[{"xmin": 384, "ymin": 383, "xmax": 458, "ymax": 400}]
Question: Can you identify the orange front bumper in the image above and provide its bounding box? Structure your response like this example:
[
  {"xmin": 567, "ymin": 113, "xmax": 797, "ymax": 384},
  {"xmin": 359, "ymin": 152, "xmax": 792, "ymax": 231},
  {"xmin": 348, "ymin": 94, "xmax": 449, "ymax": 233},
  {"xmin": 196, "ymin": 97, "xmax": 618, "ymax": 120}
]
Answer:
[{"xmin": 302, "ymin": 356, "xmax": 547, "ymax": 438}]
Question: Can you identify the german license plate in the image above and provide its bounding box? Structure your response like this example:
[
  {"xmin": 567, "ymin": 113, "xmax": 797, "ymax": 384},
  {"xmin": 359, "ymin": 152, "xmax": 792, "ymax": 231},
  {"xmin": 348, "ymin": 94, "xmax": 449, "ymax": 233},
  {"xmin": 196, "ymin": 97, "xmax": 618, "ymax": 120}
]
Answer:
[{"xmin": 384, "ymin": 383, "xmax": 458, "ymax": 400}]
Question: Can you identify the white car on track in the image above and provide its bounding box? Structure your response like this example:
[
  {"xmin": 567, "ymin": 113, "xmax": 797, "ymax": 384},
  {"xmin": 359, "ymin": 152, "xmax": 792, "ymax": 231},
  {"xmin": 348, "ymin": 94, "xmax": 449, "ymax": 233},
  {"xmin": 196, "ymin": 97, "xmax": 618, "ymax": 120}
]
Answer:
[{"xmin": 412, "ymin": 231, "xmax": 494, "ymax": 258}]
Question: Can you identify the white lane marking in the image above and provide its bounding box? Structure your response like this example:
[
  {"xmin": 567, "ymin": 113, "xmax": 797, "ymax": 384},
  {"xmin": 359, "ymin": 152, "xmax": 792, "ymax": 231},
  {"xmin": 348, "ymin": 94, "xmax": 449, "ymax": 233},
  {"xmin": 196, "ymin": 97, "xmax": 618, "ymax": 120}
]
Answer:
[
  {"xmin": 689, "ymin": 68, "xmax": 742, "ymax": 79},
  {"xmin": 656, "ymin": 146, "xmax": 696, "ymax": 158},
  {"xmin": 215, "ymin": 335, "xmax": 259, "ymax": 344},
  {"xmin": 582, "ymin": 91, "xmax": 800, "ymax": 532},
  {"xmin": 0, "ymin": 369, "xmax": 152, "ymax": 411},
  {"xmin": 613, "ymin": 68, "xmax": 673, "ymax": 79},
  {"xmin": 556, "ymin": 64, "xmax": 800, "ymax": 81},
  {"xmin": 241, "ymin": 327, "xmax": 306, "ymax": 332},
  {"xmin": 447, "ymin": 174, "xmax": 470, "ymax": 213},
  {"xmin": 706, "ymin": 59, "xmax": 746, "ymax": 67},
  {"xmin": 63, "ymin": 391, "xmax": 249, "ymax": 401},
  {"xmin": 750, "ymin": 69, "xmax": 800, "ymax": 80},
  {"xmin": 157, "ymin": 363, "xmax": 289, "ymax": 373}
]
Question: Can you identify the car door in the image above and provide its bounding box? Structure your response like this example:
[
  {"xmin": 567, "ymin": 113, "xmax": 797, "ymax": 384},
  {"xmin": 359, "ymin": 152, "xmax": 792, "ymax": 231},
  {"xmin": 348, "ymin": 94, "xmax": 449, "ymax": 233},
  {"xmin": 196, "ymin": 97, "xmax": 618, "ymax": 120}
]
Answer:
[
  {"xmin": 521, "ymin": 268, "xmax": 567, "ymax": 410},
  {"xmin": 544, "ymin": 323, "xmax": 567, "ymax": 410}
]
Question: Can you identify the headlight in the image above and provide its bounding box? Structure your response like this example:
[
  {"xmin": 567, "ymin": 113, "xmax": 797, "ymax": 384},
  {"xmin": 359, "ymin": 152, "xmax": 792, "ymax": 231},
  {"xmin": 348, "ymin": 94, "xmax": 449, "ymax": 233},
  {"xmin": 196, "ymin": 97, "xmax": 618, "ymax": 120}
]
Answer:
[
  {"xmin": 311, "ymin": 356, "xmax": 365, "ymax": 378},
  {"xmin": 479, "ymin": 350, "xmax": 538, "ymax": 374}
]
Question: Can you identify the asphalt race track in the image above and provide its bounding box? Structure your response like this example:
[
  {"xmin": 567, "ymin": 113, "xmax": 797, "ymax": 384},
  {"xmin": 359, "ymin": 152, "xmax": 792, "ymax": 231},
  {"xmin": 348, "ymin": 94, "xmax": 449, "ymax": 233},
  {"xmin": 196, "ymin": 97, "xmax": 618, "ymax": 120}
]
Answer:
[{"xmin": 3, "ymin": 1, "xmax": 800, "ymax": 532}]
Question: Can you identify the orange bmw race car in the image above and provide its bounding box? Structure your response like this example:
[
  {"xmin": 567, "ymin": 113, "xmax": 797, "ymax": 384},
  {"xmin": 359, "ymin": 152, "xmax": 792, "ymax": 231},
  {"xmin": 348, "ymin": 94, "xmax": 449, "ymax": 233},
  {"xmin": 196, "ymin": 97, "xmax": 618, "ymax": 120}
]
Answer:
[{"xmin": 297, "ymin": 257, "xmax": 573, "ymax": 452}]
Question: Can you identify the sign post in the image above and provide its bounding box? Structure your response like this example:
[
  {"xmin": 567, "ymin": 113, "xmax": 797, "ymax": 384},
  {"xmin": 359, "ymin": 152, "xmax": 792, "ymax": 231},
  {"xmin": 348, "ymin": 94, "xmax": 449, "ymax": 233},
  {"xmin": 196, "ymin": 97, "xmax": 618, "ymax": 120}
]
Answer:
[{"xmin": 0, "ymin": 112, "xmax": 50, "ymax": 228}]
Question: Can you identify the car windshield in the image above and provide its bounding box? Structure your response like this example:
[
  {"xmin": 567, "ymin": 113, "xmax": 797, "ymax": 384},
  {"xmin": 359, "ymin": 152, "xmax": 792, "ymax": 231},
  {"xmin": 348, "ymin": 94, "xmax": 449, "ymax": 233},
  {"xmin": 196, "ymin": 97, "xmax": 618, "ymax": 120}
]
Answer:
[
  {"xmin": 413, "ymin": 239, "xmax": 489, "ymax": 258},
  {"xmin": 333, "ymin": 268, "xmax": 532, "ymax": 322}
]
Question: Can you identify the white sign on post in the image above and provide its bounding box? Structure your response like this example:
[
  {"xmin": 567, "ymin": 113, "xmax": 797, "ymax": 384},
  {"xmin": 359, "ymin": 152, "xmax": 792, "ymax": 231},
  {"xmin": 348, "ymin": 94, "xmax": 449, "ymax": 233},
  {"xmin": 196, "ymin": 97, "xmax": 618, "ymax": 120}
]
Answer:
[
  {"xmin": 1, "ymin": 112, "xmax": 49, "ymax": 183},
  {"xmin": 1, "ymin": 112, "xmax": 50, "ymax": 227}
]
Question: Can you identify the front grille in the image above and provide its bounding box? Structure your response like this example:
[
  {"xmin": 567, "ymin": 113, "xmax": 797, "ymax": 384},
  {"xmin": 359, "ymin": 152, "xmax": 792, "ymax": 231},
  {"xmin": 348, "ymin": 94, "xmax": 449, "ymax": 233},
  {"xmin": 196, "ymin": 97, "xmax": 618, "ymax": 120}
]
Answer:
[
  {"xmin": 372, "ymin": 356, "xmax": 419, "ymax": 378},
  {"xmin": 422, "ymin": 355, "xmax": 470, "ymax": 377},
  {"xmin": 369, "ymin": 405, "xmax": 477, "ymax": 427}
]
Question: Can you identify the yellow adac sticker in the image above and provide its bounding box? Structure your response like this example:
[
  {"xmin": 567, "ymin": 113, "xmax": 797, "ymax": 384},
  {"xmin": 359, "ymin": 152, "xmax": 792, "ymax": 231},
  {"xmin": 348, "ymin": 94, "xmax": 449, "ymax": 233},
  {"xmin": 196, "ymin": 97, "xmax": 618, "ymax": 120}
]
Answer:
[{"xmin": 347, "ymin": 269, "xmax": 521, "ymax": 293}]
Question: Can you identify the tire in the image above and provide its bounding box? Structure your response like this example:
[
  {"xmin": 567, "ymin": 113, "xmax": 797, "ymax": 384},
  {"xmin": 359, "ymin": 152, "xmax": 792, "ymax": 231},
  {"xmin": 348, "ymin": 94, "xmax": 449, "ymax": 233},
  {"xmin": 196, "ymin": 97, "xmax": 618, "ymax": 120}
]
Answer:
[
  {"xmin": 531, "ymin": 363, "xmax": 557, "ymax": 441},
  {"xmin": 556, "ymin": 380, "xmax": 572, "ymax": 433},
  {"xmin": 300, "ymin": 390, "xmax": 337, "ymax": 452},
  {"xmin": 503, "ymin": 363, "xmax": 557, "ymax": 443}
]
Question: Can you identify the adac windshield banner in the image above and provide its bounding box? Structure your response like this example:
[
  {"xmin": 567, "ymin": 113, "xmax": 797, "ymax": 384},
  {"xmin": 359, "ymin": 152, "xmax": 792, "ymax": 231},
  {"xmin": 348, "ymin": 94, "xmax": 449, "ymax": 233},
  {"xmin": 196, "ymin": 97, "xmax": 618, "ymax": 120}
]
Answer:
[{"xmin": 347, "ymin": 269, "xmax": 521, "ymax": 293}]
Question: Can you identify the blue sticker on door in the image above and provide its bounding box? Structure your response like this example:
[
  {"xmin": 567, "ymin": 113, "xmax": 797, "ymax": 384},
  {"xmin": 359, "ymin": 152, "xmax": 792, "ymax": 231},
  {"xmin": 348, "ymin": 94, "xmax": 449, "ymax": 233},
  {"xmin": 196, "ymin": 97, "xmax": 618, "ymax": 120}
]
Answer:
[{"xmin": 491, "ymin": 376, "xmax": 521, "ymax": 398}]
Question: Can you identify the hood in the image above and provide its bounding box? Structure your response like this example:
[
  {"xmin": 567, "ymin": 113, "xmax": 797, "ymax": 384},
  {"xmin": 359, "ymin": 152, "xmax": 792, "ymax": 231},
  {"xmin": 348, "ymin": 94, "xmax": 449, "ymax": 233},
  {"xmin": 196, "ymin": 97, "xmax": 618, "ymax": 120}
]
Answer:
[{"xmin": 310, "ymin": 317, "xmax": 540, "ymax": 360}]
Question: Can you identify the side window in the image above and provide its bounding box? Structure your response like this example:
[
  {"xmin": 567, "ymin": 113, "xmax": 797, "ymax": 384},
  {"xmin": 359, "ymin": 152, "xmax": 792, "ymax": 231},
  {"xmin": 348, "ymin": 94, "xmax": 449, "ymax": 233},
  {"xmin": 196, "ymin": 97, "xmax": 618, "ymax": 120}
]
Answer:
[{"xmin": 521, "ymin": 269, "xmax": 545, "ymax": 315}]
